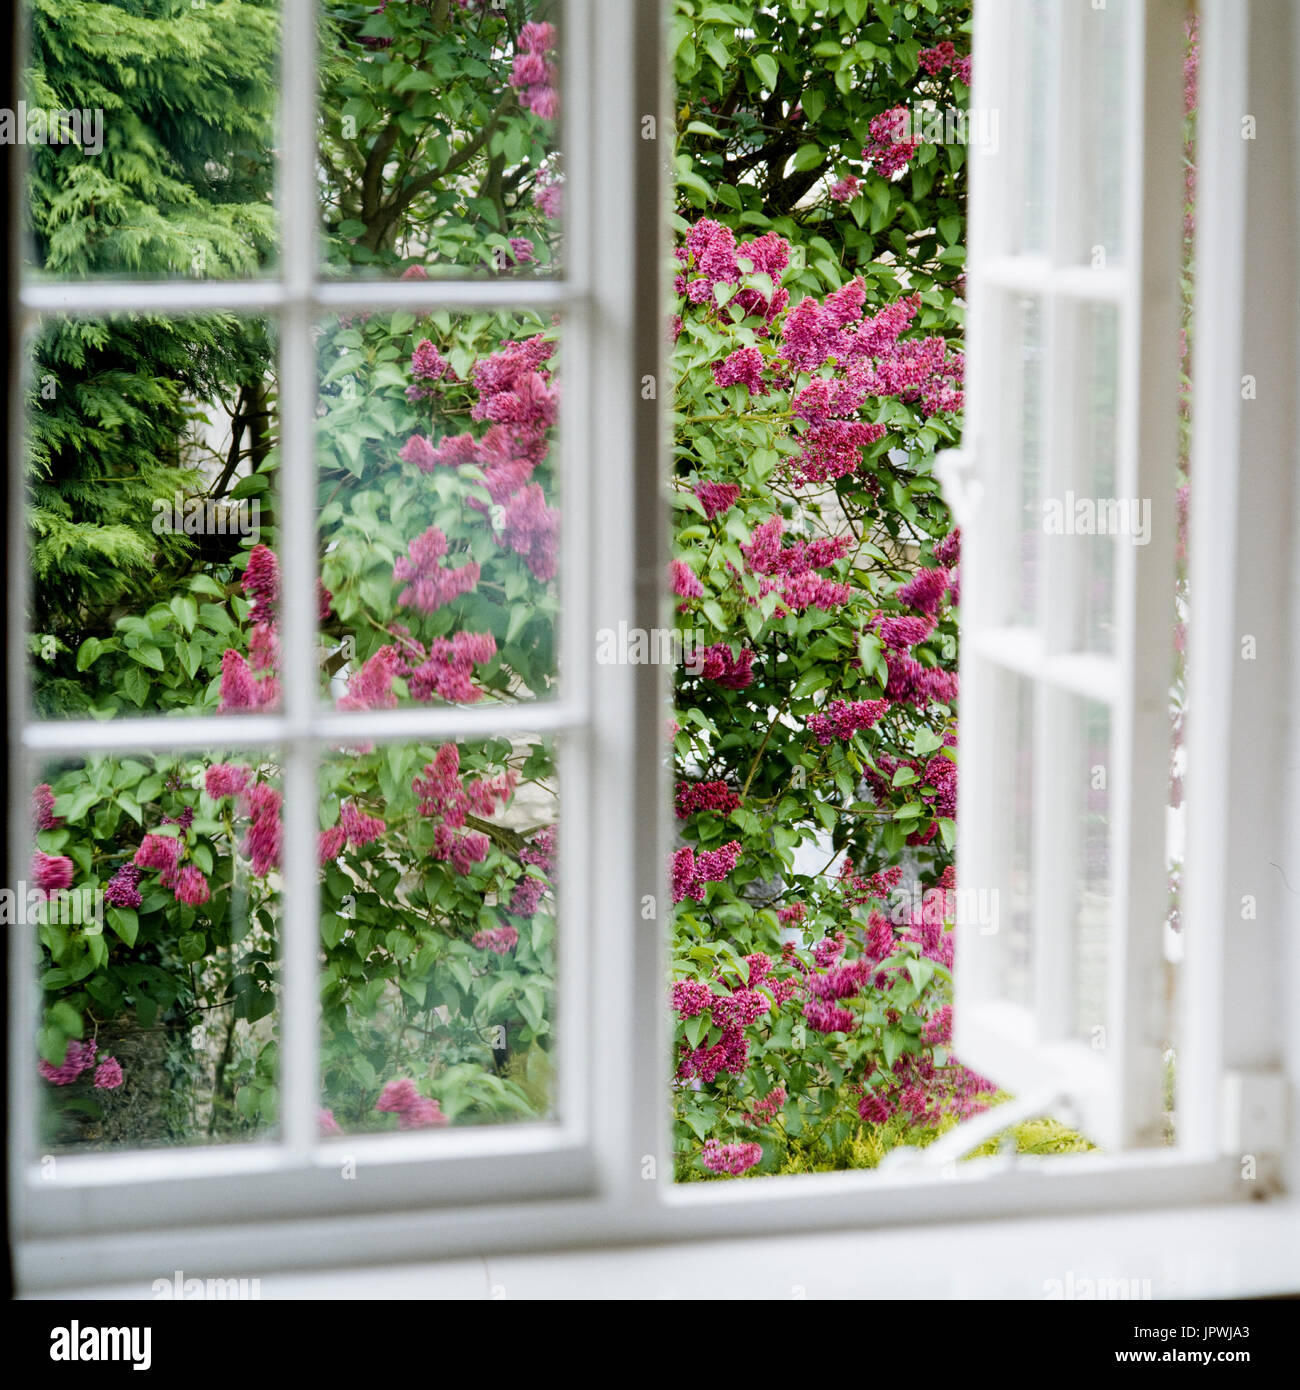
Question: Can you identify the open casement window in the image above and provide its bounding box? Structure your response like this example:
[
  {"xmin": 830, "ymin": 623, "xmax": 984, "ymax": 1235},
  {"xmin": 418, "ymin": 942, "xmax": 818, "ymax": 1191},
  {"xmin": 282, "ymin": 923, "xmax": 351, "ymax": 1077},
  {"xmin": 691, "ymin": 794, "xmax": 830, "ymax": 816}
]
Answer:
[
  {"xmin": 10, "ymin": 0, "xmax": 1298, "ymax": 1294},
  {"xmin": 946, "ymin": 0, "xmax": 1187, "ymax": 1152}
]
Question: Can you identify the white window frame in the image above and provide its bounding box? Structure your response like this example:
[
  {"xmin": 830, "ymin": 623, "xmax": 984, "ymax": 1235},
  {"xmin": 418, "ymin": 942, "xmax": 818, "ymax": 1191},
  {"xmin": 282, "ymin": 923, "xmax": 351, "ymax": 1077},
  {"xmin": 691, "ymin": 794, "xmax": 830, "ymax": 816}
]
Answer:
[{"xmin": 10, "ymin": 0, "xmax": 1298, "ymax": 1294}]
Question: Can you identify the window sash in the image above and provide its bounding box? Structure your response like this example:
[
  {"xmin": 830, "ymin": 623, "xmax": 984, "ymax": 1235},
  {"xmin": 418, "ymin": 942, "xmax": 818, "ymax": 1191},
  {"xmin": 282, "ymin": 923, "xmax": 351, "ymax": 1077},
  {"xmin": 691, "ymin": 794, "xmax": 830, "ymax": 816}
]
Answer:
[
  {"xmin": 952, "ymin": 0, "xmax": 1184, "ymax": 1151},
  {"xmin": 9, "ymin": 0, "xmax": 619, "ymax": 1223}
]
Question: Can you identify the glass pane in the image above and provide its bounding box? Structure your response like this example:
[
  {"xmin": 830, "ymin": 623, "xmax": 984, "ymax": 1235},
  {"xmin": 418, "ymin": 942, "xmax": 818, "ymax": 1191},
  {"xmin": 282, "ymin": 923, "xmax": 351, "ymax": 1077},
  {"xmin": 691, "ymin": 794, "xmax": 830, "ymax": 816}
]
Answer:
[
  {"xmin": 320, "ymin": 3, "xmax": 563, "ymax": 279},
  {"xmin": 318, "ymin": 736, "xmax": 558, "ymax": 1136},
  {"xmin": 1016, "ymin": 0, "xmax": 1055, "ymax": 256},
  {"xmin": 21, "ymin": 0, "xmax": 278, "ymax": 282},
  {"xmin": 1079, "ymin": 302, "xmax": 1121, "ymax": 653},
  {"xmin": 997, "ymin": 294, "xmax": 1043, "ymax": 627},
  {"xmin": 994, "ymin": 666, "xmax": 1036, "ymax": 1008},
  {"xmin": 1074, "ymin": 0, "xmax": 1130, "ymax": 267},
  {"xmin": 318, "ymin": 311, "xmax": 561, "ymax": 710},
  {"xmin": 25, "ymin": 314, "xmax": 280, "ymax": 719},
  {"xmin": 1069, "ymin": 697, "xmax": 1111, "ymax": 1043},
  {"xmin": 33, "ymin": 750, "xmax": 280, "ymax": 1151}
]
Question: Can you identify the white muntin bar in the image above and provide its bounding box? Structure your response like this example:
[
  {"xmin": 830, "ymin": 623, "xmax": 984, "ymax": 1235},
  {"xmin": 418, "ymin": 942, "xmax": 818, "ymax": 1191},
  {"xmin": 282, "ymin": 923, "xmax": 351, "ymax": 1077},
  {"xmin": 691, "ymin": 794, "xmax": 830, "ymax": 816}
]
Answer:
[{"xmin": 276, "ymin": 0, "xmax": 323, "ymax": 1162}]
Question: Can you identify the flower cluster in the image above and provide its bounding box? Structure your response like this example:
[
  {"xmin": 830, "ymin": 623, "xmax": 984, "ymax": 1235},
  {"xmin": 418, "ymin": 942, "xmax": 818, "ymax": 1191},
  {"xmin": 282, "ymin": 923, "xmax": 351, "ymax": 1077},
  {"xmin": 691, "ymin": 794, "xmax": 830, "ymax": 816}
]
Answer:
[
  {"xmin": 472, "ymin": 923, "xmax": 519, "ymax": 954},
  {"xmin": 918, "ymin": 42, "xmax": 971, "ymax": 85},
  {"xmin": 38, "ymin": 1037, "xmax": 123, "ymax": 1090},
  {"xmin": 375, "ymin": 1077, "xmax": 448, "ymax": 1130},
  {"xmin": 509, "ymin": 20, "xmax": 559, "ymax": 121},
  {"xmin": 670, "ymin": 840, "xmax": 741, "ymax": 904},
  {"xmin": 807, "ymin": 697, "xmax": 889, "ymax": 746},
  {"xmin": 739, "ymin": 516, "xmax": 853, "ymax": 614},
  {"xmin": 674, "ymin": 780, "xmax": 741, "ymax": 819},
  {"xmin": 700, "ymin": 1139, "xmax": 763, "ymax": 1175},
  {"xmin": 695, "ymin": 642, "xmax": 755, "ymax": 690},
  {"xmin": 393, "ymin": 526, "xmax": 481, "ymax": 615},
  {"xmin": 411, "ymin": 743, "xmax": 515, "ymax": 875},
  {"xmin": 862, "ymin": 106, "xmax": 918, "ymax": 177},
  {"xmin": 674, "ymin": 219, "xmax": 791, "ymax": 328}
]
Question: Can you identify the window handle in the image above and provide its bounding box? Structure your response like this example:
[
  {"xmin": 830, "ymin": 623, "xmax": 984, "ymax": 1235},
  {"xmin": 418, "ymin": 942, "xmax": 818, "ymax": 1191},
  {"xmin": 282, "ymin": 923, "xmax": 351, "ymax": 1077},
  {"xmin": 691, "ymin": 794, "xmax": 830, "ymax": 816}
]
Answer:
[{"xmin": 935, "ymin": 440, "xmax": 983, "ymax": 530}]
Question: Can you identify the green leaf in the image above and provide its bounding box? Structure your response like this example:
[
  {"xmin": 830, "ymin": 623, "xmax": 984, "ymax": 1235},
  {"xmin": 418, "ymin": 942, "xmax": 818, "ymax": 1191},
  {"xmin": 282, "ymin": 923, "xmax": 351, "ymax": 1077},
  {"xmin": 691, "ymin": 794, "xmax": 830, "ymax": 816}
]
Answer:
[{"xmin": 752, "ymin": 53, "xmax": 779, "ymax": 89}]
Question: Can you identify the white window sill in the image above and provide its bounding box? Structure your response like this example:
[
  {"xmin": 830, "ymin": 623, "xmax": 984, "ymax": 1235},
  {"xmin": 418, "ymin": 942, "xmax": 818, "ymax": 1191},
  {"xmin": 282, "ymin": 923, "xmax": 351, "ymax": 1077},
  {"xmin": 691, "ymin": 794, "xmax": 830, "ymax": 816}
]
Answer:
[{"xmin": 25, "ymin": 1198, "xmax": 1300, "ymax": 1300}]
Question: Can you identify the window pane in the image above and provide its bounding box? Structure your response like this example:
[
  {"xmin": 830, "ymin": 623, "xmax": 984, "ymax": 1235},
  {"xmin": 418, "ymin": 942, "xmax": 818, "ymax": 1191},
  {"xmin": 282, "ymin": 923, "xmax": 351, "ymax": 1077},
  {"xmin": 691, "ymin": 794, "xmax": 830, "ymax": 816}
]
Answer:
[
  {"xmin": 1067, "ymin": 697, "xmax": 1110, "ymax": 1044},
  {"xmin": 995, "ymin": 294, "xmax": 1043, "ymax": 627},
  {"xmin": 320, "ymin": 2, "xmax": 563, "ymax": 279},
  {"xmin": 21, "ymin": 0, "xmax": 279, "ymax": 282},
  {"xmin": 32, "ymin": 750, "xmax": 281, "ymax": 1151},
  {"xmin": 1073, "ymin": 0, "xmax": 1130, "ymax": 267},
  {"xmin": 993, "ymin": 665, "xmax": 1036, "ymax": 1008},
  {"xmin": 1015, "ymin": 0, "xmax": 1055, "ymax": 257},
  {"xmin": 317, "ymin": 736, "xmax": 558, "ymax": 1135},
  {"xmin": 26, "ymin": 314, "xmax": 281, "ymax": 719},
  {"xmin": 318, "ymin": 311, "xmax": 561, "ymax": 711},
  {"xmin": 1079, "ymin": 302, "xmax": 1120, "ymax": 653}
]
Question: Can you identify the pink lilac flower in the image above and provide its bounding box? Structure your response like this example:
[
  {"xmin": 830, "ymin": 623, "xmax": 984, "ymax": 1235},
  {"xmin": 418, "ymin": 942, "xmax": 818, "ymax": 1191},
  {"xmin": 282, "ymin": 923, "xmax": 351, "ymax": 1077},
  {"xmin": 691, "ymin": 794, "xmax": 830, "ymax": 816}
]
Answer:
[
  {"xmin": 241, "ymin": 783, "xmax": 282, "ymax": 877},
  {"xmin": 896, "ymin": 565, "xmax": 951, "ymax": 614},
  {"xmin": 411, "ymin": 339, "xmax": 450, "ymax": 382},
  {"xmin": 777, "ymin": 902, "xmax": 805, "ymax": 925},
  {"xmin": 472, "ymin": 924, "xmax": 519, "ymax": 954},
  {"xmin": 674, "ymin": 780, "xmax": 740, "ymax": 819},
  {"xmin": 338, "ymin": 646, "xmax": 400, "ymax": 712},
  {"xmin": 340, "ymin": 801, "xmax": 386, "ymax": 847},
  {"xmin": 31, "ymin": 851, "xmax": 73, "ymax": 898},
  {"xmin": 863, "ymin": 106, "xmax": 918, "ymax": 178},
  {"xmin": 406, "ymin": 631, "xmax": 497, "ymax": 704},
  {"xmin": 31, "ymin": 783, "xmax": 59, "ymax": 831},
  {"xmin": 813, "ymin": 933, "xmax": 847, "ymax": 968},
  {"xmin": 671, "ymin": 979, "xmax": 713, "ymax": 1019},
  {"xmin": 712, "ymin": 988, "xmax": 769, "ymax": 1030},
  {"xmin": 509, "ymin": 873, "xmax": 546, "ymax": 917},
  {"xmin": 697, "ymin": 643, "xmax": 754, "ymax": 689},
  {"xmin": 922, "ymin": 1004, "xmax": 954, "ymax": 1046},
  {"xmin": 712, "ymin": 346, "xmax": 768, "ymax": 395},
  {"xmin": 398, "ymin": 433, "xmax": 438, "ymax": 471},
  {"xmin": 38, "ymin": 1038, "xmax": 98, "ymax": 1085},
  {"xmin": 534, "ymin": 172, "xmax": 563, "ymax": 221},
  {"xmin": 858, "ymin": 1091, "xmax": 892, "ymax": 1124},
  {"xmin": 884, "ymin": 650, "xmax": 958, "ymax": 706},
  {"xmin": 954, "ymin": 54, "xmax": 972, "ymax": 85},
  {"xmin": 375, "ymin": 1078, "xmax": 420, "ymax": 1114},
  {"xmin": 670, "ymin": 840, "xmax": 742, "ymax": 904},
  {"xmin": 133, "ymin": 834, "xmax": 182, "ymax": 887},
  {"xmin": 93, "ymin": 1056, "xmax": 124, "ymax": 1090},
  {"xmin": 670, "ymin": 559, "xmax": 704, "ymax": 599},
  {"xmin": 104, "ymin": 863, "xmax": 142, "ymax": 908},
  {"xmin": 498, "ymin": 483, "xmax": 559, "ymax": 582},
  {"xmin": 205, "ymin": 763, "xmax": 250, "ymax": 799},
  {"xmin": 694, "ymin": 481, "xmax": 741, "ymax": 519},
  {"xmin": 242, "ymin": 544, "xmax": 279, "ymax": 626},
  {"xmin": 701, "ymin": 1139, "xmax": 763, "ymax": 1176},
  {"xmin": 173, "ymin": 865, "xmax": 210, "ymax": 906},
  {"xmin": 400, "ymin": 264, "xmax": 428, "ymax": 280},
  {"xmin": 875, "ymin": 613, "xmax": 935, "ymax": 650},
  {"xmin": 675, "ymin": 219, "xmax": 791, "ymax": 327},
  {"xmin": 318, "ymin": 826, "xmax": 346, "ymax": 863},
  {"xmin": 829, "ymin": 174, "xmax": 861, "ymax": 202},
  {"xmin": 933, "ymin": 527, "xmax": 961, "ymax": 567},
  {"xmin": 317, "ymin": 1108, "xmax": 343, "ymax": 1137},
  {"xmin": 394, "ymin": 527, "xmax": 481, "ymax": 614},
  {"xmin": 510, "ymin": 24, "xmax": 559, "ymax": 121},
  {"xmin": 919, "ymin": 41, "xmax": 957, "ymax": 74},
  {"xmin": 398, "ymin": 1096, "xmax": 448, "ymax": 1129},
  {"xmin": 508, "ymin": 237, "xmax": 536, "ymax": 265},
  {"xmin": 219, "ymin": 648, "xmax": 279, "ymax": 713},
  {"xmin": 749, "ymin": 1086, "xmax": 787, "ymax": 1124},
  {"xmin": 807, "ymin": 698, "xmax": 889, "ymax": 746},
  {"xmin": 804, "ymin": 998, "xmax": 855, "ymax": 1033}
]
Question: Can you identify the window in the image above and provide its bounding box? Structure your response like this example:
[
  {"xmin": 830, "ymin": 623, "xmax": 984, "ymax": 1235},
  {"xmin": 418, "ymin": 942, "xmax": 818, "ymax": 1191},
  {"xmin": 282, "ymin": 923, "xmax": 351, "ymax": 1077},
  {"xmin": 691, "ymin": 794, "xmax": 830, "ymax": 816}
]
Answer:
[{"xmin": 10, "ymin": 0, "xmax": 1298, "ymax": 1293}]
